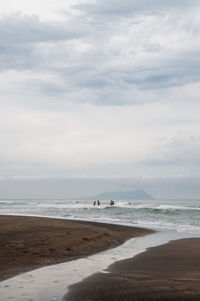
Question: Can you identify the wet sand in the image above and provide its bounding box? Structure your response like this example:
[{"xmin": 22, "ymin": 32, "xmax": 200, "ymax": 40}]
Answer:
[
  {"xmin": 66, "ymin": 238, "xmax": 200, "ymax": 301},
  {"xmin": 0, "ymin": 215, "xmax": 153, "ymax": 281}
]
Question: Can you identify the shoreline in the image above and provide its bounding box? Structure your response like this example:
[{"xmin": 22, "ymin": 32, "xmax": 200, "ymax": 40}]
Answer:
[
  {"xmin": 0, "ymin": 215, "xmax": 154, "ymax": 282},
  {"xmin": 1, "ymin": 214, "xmax": 200, "ymax": 300}
]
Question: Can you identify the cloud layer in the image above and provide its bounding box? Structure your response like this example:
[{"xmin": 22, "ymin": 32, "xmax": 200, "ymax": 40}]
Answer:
[{"xmin": 0, "ymin": 1, "xmax": 200, "ymax": 198}]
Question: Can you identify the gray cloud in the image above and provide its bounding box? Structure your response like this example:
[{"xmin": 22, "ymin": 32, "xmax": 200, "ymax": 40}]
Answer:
[
  {"xmin": 74, "ymin": 0, "xmax": 199, "ymax": 18},
  {"xmin": 1, "ymin": 3, "xmax": 200, "ymax": 106},
  {"xmin": 0, "ymin": 14, "xmax": 80, "ymax": 44},
  {"xmin": 0, "ymin": 13, "xmax": 85, "ymax": 70},
  {"xmin": 125, "ymin": 54, "xmax": 200, "ymax": 90}
]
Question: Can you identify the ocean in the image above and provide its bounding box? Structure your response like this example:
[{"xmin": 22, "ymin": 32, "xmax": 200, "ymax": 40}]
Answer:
[{"xmin": 1, "ymin": 198, "xmax": 200, "ymax": 234}]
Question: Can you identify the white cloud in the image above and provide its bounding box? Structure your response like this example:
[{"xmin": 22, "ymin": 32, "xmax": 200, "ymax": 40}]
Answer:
[{"xmin": 0, "ymin": 0, "xmax": 87, "ymax": 21}]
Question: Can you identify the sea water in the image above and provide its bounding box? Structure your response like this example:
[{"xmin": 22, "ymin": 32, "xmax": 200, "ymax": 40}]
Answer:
[
  {"xmin": 1, "ymin": 198, "xmax": 200, "ymax": 300},
  {"xmin": 0, "ymin": 198, "xmax": 200, "ymax": 234}
]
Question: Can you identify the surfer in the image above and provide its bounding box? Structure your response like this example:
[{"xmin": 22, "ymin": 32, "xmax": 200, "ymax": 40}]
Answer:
[
  {"xmin": 110, "ymin": 200, "xmax": 114, "ymax": 206},
  {"xmin": 97, "ymin": 200, "xmax": 100, "ymax": 206},
  {"xmin": 93, "ymin": 201, "xmax": 96, "ymax": 206}
]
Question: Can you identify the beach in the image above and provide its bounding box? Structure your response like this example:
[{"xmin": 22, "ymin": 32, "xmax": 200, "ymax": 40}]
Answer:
[
  {"xmin": 1, "ymin": 215, "xmax": 200, "ymax": 301},
  {"xmin": 66, "ymin": 238, "xmax": 200, "ymax": 301},
  {"xmin": 0, "ymin": 215, "xmax": 152, "ymax": 281}
]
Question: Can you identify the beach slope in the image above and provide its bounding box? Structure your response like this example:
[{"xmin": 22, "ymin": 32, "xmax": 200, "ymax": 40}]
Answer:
[{"xmin": 0, "ymin": 215, "xmax": 153, "ymax": 281}]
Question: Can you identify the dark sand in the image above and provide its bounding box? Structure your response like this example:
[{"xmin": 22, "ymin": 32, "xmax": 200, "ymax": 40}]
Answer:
[
  {"xmin": 0, "ymin": 215, "xmax": 153, "ymax": 281},
  {"xmin": 66, "ymin": 238, "xmax": 200, "ymax": 301}
]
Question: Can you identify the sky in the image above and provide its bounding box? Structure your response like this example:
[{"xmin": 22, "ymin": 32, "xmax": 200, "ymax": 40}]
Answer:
[{"xmin": 0, "ymin": 0, "xmax": 200, "ymax": 199}]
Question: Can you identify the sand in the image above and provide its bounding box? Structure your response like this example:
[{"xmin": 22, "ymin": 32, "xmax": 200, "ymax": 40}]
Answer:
[
  {"xmin": 66, "ymin": 238, "xmax": 200, "ymax": 301},
  {"xmin": 2, "ymin": 215, "xmax": 199, "ymax": 300},
  {"xmin": 0, "ymin": 215, "xmax": 153, "ymax": 281}
]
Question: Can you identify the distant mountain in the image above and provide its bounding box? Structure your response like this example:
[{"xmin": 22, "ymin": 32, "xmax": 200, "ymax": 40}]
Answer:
[{"xmin": 81, "ymin": 189, "xmax": 154, "ymax": 200}]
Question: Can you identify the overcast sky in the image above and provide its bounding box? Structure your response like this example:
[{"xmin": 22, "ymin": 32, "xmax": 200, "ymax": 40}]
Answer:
[{"xmin": 0, "ymin": 0, "xmax": 200, "ymax": 199}]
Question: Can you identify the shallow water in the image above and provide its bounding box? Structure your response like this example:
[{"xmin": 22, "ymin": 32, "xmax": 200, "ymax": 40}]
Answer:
[{"xmin": 1, "ymin": 229, "xmax": 199, "ymax": 301}]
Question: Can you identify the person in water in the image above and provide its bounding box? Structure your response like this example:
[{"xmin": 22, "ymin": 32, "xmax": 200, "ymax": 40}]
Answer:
[
  {"xmin": 110, "ymin": 200, "xmax": 114, "ymax": 206},
  {"xmin": 93, "ymin": 201, "xmax": 96, "ymax": 206},
  {"xmin": 97, "ymin": 200, "xmax": 100, "ymax": 206}
]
